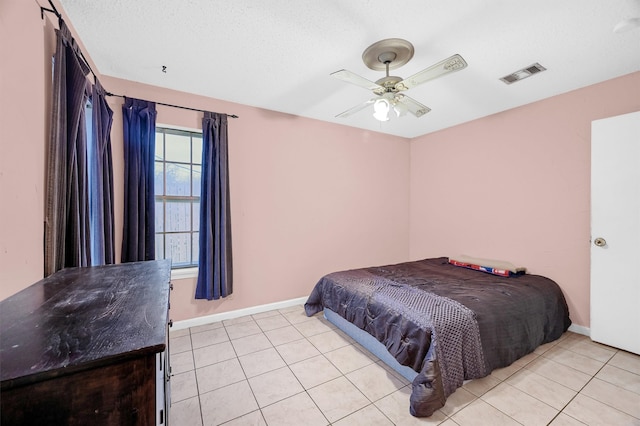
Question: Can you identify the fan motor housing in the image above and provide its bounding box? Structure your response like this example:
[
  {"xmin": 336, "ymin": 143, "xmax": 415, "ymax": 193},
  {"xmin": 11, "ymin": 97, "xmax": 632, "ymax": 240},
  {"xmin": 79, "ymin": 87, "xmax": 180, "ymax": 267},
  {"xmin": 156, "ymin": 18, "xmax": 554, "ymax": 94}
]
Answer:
[
  {"xmin": 375, "ymin": 76, "xmax": 404, "ymax": 93},
  {"xmin": 362, "ymin": 38, "xmax": 415, "ymax": 71}
]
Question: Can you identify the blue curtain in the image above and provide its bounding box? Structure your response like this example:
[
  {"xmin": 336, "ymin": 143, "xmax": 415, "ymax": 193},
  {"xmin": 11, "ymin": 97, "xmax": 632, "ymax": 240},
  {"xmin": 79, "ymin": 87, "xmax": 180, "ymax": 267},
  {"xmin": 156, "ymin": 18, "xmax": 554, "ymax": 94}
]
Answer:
[
  {"xmin": 121, "ymin": 98, "xmax": 157, "ymax": 263},
  {"xmin": 195, "ymin": 112, "xmax": 233, "ymax": 300},
  {"xmin": 44, "ymin": 21, "xmax": 91, "ymax": 276},
  {"xmin": 88, "ymin": 80, "xmax": 115, "ymax": 266}
]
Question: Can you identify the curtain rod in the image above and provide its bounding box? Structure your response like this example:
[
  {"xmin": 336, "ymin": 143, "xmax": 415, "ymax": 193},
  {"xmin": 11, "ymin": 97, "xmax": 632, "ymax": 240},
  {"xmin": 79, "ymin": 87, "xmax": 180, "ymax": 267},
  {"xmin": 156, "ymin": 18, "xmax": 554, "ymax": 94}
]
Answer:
[
  {"xmin": 106, "ymin": 93, "xmax": 239, "ymax": 119},
  {"xmin": 39, "ymin": 3, "xmax": 238, "ymax": 119},
  {"xmin": 40, "ymin": 1, "xmax": 99, "ymax": 84},
  {"xmin": 40, "ymin": 0, "xmax": 61, "ymax": 20}
]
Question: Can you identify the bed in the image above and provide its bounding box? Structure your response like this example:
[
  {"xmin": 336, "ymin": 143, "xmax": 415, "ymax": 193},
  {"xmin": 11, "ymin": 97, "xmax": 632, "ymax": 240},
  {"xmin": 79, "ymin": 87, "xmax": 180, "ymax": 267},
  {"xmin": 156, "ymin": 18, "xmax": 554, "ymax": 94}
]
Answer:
[{"xmin": 304, "ymin": 257, "xmax": 571, "ymax": 417}]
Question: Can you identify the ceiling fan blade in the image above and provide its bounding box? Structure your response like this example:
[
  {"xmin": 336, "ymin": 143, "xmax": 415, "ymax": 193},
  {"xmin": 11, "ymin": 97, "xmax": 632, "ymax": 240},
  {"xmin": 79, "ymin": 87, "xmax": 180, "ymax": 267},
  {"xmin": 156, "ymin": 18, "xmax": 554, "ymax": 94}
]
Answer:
[
  {"xmin": 331, "ymin": 69, "xmax": 384, "ymax": 93},
  {"xmin": 335, "ymin": 98, "xmax": 377, "ymax": 118},
  {"xmin": 395, "ymin": 54, "xmax": 467, "ymax": 91},
  {"xmin": 394, "ymin": 94, "xmax": 431, "ymax": 117}
]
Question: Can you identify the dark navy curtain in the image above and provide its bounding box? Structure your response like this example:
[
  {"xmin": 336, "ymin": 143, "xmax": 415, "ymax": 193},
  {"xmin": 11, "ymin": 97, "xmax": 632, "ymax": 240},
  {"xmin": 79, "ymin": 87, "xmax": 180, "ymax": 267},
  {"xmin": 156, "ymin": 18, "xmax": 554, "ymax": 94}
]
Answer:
[
  {"xmin": 44, "ymin": 21, "xmax": 91, "ymax": 276},
  {"xmin": 195, "ymin": 112, "xmax": 233, "ymax": 300},
  {"xmin": 88, "ymin": 80, "xmax": 115, "ymax": 266},
  {"xmin": 121, "ymin": 98, "xmax": 157, "ymax": 263}
]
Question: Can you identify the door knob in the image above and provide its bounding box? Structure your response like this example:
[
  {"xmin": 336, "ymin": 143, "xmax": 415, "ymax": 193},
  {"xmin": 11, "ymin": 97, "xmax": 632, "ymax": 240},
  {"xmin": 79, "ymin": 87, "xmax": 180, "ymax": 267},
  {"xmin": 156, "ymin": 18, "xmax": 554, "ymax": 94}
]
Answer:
[{"xmin": 594, "ymin": 237, "xmax": 607, "ymax": 247}]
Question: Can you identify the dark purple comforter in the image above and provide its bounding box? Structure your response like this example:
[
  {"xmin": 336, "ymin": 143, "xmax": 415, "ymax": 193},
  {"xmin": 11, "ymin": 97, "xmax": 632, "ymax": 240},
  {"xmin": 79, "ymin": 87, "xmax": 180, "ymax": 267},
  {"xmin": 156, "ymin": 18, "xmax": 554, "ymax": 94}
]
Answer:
[{"xmin": 304, "ymin": 257, "xmax": 571, "ymax": 417}]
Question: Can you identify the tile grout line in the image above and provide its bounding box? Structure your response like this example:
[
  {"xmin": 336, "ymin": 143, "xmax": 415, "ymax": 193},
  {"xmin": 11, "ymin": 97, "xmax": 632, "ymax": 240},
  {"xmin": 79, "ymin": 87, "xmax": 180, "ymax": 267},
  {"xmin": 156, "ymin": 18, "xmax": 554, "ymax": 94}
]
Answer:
[
  {"xmin": 302, "ymin": 327, "xmax": 404, "ymax": 425},
  {"xmin": 176, "ymin": 313, "xmax": 338, "ymax": 424},
  {"xmin": 172, "ymin": 313, "xmax": 639, "ymax": 426},
  {"xmin": 273, "ymin": 314, "xmax": 332, "ymax": 426},
  {"xmin": 545, "ymin": 346, "xmax": 621, "ymax": 425},
  {"xmin": 222, "ymin": 320, "xmax": 266, "ymax": 426},
  {"xmin": 188, "ymin": 329, "xmax": 206, "ymax": 426},
  {"xmin": 219, "ymin": 311, "xmax": 329, "ymax": 425},
  {"xmin": 468, "ymin": 340, "xmax": 563, "ymax": 425},
  {"xmin": 281, "ymin": 315, "xmax": 362, "ymax": 425}
]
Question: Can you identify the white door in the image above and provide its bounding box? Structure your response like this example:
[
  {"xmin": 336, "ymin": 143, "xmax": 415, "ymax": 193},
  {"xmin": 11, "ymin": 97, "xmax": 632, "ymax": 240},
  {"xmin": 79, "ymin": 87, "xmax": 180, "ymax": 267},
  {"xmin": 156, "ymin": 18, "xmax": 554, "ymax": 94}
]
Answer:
[{"xmin": 591, "ymin": 110, "xmax": 640, "ymax": 355}]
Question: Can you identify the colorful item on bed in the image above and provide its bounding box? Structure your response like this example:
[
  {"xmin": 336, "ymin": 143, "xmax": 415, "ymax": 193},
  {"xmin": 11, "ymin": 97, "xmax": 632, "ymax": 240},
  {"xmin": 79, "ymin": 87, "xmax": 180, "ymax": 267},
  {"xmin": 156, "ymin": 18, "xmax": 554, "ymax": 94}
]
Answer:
[
  {"xmin": 448, "ymin": 258, "xmax": 518, "ymax": 276},
  {"xmin": 448, "ymin": 254, "xmax": 527, "ymax": 274}
]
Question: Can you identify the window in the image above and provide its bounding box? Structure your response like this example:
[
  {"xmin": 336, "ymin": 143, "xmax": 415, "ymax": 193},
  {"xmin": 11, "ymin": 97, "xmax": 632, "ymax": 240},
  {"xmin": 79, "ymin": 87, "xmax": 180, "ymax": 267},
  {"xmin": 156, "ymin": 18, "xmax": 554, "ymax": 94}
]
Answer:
[
  {"xmin": 85, "ymin": 98, "xmax": 98, "ymax": 265},
  {"xmin": 155, "ymin": 127, "xmax": 202, "ymax": 269}
]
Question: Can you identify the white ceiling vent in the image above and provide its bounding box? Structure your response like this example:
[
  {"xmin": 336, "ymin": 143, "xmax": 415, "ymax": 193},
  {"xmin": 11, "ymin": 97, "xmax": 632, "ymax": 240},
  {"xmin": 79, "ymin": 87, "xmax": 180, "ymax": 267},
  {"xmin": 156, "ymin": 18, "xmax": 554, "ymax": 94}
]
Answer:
[{"xmin": 500, "ymin": 63, "xmax": 547, "ymax": 84}]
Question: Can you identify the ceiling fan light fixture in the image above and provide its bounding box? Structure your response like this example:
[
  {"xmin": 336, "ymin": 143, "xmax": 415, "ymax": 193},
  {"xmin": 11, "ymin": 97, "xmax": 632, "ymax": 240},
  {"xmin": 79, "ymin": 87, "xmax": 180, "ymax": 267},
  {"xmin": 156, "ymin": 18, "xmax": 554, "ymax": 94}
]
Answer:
[
  {"xmin": 393, "ymin": 101, "xmax": 408, "ymax": 117},
  {"xmin": 373, "ymin": 99, "xmax": 390, "ymax": 121},
  {"xmin": 332, "ymin": 39, "xmax": 467, "ymax": 120}
]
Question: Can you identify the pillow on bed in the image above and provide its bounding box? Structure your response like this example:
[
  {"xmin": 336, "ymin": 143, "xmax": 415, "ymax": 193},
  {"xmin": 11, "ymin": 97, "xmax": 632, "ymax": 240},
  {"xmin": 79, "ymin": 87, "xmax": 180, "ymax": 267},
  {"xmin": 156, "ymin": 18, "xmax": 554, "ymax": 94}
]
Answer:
[{"xmin": 448, "ymin": 255, "xmax": 526, "ymax": 277}]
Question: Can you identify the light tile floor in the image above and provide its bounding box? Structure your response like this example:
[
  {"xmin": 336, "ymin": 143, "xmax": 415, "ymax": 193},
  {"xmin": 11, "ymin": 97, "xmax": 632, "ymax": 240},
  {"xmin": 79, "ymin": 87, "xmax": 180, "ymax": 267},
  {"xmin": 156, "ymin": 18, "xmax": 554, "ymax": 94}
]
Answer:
[{"xmin": 169, "ymin": 305, "xmax": 640, "ymax": 426}]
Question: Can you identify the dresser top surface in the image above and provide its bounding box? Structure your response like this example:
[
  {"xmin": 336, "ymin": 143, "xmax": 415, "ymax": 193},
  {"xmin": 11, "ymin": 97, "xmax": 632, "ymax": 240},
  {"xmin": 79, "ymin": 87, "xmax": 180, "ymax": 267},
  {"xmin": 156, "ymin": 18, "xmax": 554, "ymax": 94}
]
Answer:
[{"xmin": 0, "ymin": 260, "xmax": 171, "ymax": 388}]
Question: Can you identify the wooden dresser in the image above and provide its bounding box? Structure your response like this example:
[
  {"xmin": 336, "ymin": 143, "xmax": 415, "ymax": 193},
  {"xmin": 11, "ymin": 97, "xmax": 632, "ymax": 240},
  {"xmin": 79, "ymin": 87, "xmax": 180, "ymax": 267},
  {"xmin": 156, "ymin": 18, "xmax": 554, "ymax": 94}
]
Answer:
[{"xmin": 0, "ymin": 260, "xmax": 172, "ymax": 425}]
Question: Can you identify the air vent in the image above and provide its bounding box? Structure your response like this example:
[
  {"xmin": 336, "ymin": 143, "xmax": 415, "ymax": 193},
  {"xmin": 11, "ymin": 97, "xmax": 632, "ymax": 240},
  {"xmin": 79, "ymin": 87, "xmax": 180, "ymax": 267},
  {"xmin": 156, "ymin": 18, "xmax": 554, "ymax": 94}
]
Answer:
[{"xmin": 500, "ymin": 63, "xmax": 546, "ymax": 84}]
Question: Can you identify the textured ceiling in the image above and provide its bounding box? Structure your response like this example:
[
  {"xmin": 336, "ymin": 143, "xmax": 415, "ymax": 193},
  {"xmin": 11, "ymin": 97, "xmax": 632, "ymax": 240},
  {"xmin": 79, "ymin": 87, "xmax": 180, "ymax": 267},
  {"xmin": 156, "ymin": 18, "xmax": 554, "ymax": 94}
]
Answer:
[{"xmin": 56, "ymin": 0, "xmax": 640, "ymax": 138}]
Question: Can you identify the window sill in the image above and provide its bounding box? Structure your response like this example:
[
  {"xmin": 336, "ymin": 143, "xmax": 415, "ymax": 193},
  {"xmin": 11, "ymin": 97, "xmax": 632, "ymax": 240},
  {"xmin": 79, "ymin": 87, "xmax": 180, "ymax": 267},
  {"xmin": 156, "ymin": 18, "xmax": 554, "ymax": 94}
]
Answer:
[{"xmin": 171, "ymin": 267, "xmax": 198, "ymax": 281}]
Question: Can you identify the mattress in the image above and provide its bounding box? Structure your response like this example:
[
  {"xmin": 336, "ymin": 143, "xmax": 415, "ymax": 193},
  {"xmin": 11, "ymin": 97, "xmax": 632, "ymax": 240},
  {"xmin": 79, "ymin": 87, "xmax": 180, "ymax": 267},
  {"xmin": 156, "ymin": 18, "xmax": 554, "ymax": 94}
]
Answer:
[{"xmin": 304, "ymin": 257, "xmax": 571, "ymax": 416}]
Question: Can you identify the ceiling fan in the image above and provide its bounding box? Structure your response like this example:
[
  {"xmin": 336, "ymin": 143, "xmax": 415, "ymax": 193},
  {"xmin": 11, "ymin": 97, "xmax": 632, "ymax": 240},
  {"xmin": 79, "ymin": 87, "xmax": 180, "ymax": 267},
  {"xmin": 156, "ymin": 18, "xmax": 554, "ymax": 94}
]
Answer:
[{"xmin": 331, "ymin": 38, "xmax": 467, "ymax": 121}]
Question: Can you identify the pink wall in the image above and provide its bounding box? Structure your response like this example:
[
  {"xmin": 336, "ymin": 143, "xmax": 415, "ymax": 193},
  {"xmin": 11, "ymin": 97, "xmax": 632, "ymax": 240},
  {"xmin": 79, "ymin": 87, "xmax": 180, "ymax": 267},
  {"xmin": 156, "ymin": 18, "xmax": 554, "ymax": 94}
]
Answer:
[
  {"xmin": 102, "ymin": 77, "xmax": 410, "ymax": 321},
  {"xmin": 409, "ymin": 71, "xmax": 640, "ymax": 328},
  {"xmin": 2, "ymin": 0, "xmax": 639, "ymax": 329},
  {"xmin": 0, "ymin": 0, "xmax": 410, "ymax": 319},
  {"xmin": 0, "ymin": 0, "xmax": 53, "ymax": 296}
]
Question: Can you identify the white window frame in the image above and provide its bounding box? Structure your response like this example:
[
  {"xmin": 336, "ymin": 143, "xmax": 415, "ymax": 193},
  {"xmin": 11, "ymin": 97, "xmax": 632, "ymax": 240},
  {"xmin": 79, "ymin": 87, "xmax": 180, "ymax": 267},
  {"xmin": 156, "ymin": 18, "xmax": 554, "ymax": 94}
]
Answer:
[{"xmin": 155, "ymin": 124, "xmax": 202, "ymax": 279}]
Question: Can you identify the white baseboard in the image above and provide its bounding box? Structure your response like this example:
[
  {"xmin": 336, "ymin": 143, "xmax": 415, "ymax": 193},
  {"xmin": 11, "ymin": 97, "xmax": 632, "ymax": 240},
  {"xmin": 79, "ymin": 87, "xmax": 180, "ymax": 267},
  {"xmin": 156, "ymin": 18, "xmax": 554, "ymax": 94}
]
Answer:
[
  {"xmin": 568, "ymin": 324, "xmax": 590, "ymax": 337},
  {"xmin": 171, "ymin": 296, "xmax": 308, "ymax": 331},
  {"xmin": 173, "ymin": 298, "xmax": 594, "ymax": 340}
]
